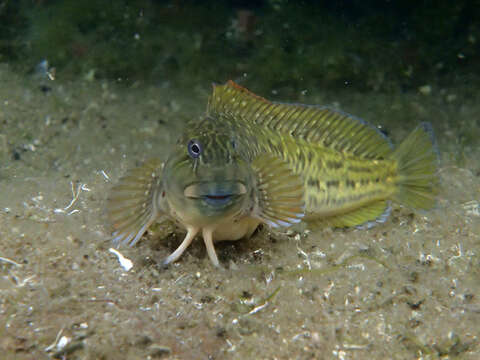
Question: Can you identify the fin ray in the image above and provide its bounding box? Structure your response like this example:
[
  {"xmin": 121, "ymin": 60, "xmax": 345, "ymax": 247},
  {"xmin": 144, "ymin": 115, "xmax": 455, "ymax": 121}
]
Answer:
[
  {"xmin": 307, "ymin": 200, "xmax": 391, "ymax": 230},
  {"xmin": 251, "ymin": 154, "xmax": 305, "ymax": 228},
  {"xmin": 210, "ymin": 81, "xmax": 393, "ymax": 159},
  {"xmin": 391, "ymin": 123, "xmax": 439, "ymax": 210},
  {"xmin": 107, "ymin": 159, "xmax": 163, "ymax": 246}
]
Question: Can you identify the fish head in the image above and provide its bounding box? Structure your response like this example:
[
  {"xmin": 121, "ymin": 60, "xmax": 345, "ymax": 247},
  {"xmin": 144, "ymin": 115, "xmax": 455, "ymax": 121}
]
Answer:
[{"xmin": 162, "ymin": 117, "xmax": 254, "ymax": 226}]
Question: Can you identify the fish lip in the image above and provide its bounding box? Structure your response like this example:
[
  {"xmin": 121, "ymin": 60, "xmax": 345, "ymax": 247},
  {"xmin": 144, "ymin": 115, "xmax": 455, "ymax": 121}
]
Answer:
[
  {"xmin": 203, "ymin": 194, "xmax": 234, "ymax": 200},
  {"xmin": 201, "ymin": 193, "xmax": 239, "ymax": 206},
  {"xmin": 183, "ymin": 181, "xmax": 247, "ymax": 199}
]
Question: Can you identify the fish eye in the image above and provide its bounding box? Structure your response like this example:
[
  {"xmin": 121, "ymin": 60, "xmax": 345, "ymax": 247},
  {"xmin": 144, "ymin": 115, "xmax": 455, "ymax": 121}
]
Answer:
[{"xmin": 187, "ymin": 139, "xmax": 202, "ymax": 158}]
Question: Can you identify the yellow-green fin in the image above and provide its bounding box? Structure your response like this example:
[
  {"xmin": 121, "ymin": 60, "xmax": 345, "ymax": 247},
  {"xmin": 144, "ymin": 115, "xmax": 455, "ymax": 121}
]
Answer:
[
  {"xmin": 209, "ymin": 81, "xmax": 393, "ymax": 159},
  {"xmin": 107, "ymin": 159, "xmax": 163, "ymax": 246},
  {"xmin": 307, "ymin": 200, "xmax": 391, "ymax": 230},
  {"xmin": 391, "ymin": 123, "xmax": 439, "ymax": 210},
  {"xmin": 251, "ymin": 154, "xmax": 305, "ymax": 228}
]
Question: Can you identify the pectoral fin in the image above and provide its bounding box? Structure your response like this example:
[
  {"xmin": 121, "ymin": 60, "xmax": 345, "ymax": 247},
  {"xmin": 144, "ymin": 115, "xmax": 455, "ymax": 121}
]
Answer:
[
  {"xmin": 251, "ymin": 155, "xmax": 305, "ymax": 228},
  {"xmin": 107, "ymin": 159, "xmax": 164, "ymax": 246}
]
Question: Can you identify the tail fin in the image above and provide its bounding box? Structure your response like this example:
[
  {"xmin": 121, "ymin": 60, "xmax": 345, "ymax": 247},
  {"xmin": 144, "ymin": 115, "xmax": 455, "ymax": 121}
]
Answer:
[{"xmin": 391, "ymin": 123, "xmax": 439, "ymax": 209}]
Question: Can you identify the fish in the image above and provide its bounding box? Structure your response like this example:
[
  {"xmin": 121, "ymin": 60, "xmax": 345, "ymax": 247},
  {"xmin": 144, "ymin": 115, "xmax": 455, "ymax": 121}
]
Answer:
[{"xmin": 107, "ymin": 81, "xmax": 438, "ymax": 267}]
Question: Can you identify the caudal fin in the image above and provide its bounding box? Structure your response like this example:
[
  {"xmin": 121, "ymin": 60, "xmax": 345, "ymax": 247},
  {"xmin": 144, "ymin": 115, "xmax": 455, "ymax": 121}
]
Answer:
[{"xmin": 391, "ymin": 123, "xmax": 439, "ymax": 209}]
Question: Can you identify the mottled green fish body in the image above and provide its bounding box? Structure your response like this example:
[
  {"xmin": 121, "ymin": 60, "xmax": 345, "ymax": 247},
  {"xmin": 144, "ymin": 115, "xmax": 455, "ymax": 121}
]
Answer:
[
  {"xmin": 209, "ymin": 81, "xmax": 438, "ymax": 229},
  {"xmin": 107, "ymin": 81, "xmax": 438, "ymax": 266}
]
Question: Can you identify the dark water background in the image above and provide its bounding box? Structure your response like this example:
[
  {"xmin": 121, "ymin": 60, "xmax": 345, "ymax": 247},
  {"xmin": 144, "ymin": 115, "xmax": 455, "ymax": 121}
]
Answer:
[
  {"xmin": 1, "ymin": 0, "xmax": 479, "ymax": 95},
  {"xmin": 0, "ymin": 1, "xmax": 479, "ymax": 359}
]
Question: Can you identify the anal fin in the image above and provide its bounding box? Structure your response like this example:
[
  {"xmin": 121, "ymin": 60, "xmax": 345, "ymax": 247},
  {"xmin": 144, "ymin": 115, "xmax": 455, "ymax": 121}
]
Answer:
[{"xmin": 307, "ymin": 200, "xmax": 391, "ymax": 230}]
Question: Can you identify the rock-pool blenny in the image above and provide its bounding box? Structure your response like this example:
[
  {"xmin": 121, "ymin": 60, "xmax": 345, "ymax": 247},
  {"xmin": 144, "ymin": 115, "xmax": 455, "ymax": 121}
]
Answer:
[{"xmin": 107, "ymin": 81, "xmax": 438, "ymax": 267}]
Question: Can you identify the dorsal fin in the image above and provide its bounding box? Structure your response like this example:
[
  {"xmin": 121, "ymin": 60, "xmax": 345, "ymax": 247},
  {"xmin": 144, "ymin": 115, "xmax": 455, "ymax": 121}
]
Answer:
[{"xmin": 209, "ymin": 81, "xmax": 393, "ymax": 159}]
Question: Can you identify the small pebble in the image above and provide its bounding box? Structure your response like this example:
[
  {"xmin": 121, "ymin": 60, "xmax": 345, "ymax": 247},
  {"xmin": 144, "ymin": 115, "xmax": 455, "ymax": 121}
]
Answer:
[
  {"xmin": 149, "ymin": 344, "xmax": 171, "ymax": 357},
  {"xmin": 12, "ymin": 150, "xmax": 21, "ymax": 160},
  {"xmin": 418, "ymin": 85, "xmax": 431, "ymax": 95}
]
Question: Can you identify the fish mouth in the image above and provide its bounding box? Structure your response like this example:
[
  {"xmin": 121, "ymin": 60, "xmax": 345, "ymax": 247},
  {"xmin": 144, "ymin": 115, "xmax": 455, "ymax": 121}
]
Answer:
[
  {"xmin": 184, "ymin": 181, "xmax": 247, "ymax": 206},
  {"xmin": 202, "ymin": 194, "xmax": 236, "ymax": 206}
]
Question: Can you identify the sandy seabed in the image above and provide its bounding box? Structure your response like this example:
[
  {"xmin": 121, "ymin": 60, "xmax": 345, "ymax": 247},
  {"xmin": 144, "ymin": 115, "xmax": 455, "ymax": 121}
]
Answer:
[{"xmin": 0, "ymin": 64, "xmax": 479, "ymax": 359}]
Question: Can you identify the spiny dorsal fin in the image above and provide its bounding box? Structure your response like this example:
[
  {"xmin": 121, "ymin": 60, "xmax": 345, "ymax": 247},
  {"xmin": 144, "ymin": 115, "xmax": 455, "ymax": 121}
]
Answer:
[
  {"xmin": 209, "ymin": 81, "xmax": 393, "ymax": 159},
  {"xmin": 107, "ymin": 159, "xmax": 164, "ymax": 247},
  {"xmin": 251, "ymin": 154, "xmax": 305, "ymax": 228}
]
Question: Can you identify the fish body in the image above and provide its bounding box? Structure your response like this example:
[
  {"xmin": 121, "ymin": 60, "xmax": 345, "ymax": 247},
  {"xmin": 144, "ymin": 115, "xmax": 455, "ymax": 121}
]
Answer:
[
  {"xmin": 108, "ymin": 81, "xmax": 438, "ymax": 266},
  {"xmin": 209, "ymin": 82, "xmax": 438, "ymax": 227}
]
